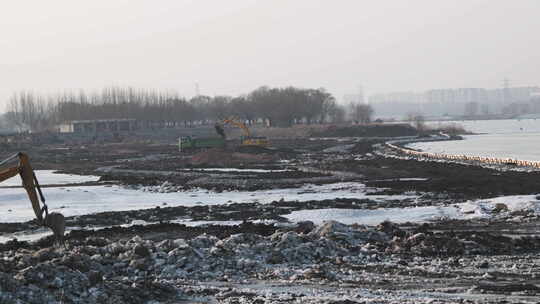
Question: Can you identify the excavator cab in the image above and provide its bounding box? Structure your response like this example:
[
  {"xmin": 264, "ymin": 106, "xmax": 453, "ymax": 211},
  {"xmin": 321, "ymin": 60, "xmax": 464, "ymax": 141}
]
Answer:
[{"xmin": 0, "ymin": 152, "xmax": 65, "ymax": 244}]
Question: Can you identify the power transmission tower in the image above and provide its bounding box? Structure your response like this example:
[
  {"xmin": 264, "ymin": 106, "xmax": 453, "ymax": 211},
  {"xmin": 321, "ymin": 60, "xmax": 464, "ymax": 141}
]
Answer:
[
  {"xmin": 503, "ymin": 78, "xmax": 511, "ymax": 103},
  {"xmin": 358, "ymin": 84, "xmax": 365, "ymax": 104},
  {"xmin": 195, "ymin": 82, "xmax": 200, "ymax": 97}
]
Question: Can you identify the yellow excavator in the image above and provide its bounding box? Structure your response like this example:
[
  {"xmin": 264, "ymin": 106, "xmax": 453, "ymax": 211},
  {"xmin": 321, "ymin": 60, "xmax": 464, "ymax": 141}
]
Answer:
[
  {"xmin": 0, "ymin": 152, "xmax": 65, "ymax": 243},
  {"xmin": 221, "ymin": 117, "xmax": 269, "ymax": 147}
]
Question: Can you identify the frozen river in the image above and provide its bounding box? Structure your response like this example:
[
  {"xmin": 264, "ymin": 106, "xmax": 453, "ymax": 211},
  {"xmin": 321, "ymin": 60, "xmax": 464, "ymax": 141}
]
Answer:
[
  {"xmin": 412, "ymin": 119, "xmax": 540, "ymax": 161},
  {"xmin": 0, "ymin": 171, "xmax": 416, "ymax": 223},
  {"xmin": 2, "ymin": 171, "xmax": 540, "ymax": 242}
]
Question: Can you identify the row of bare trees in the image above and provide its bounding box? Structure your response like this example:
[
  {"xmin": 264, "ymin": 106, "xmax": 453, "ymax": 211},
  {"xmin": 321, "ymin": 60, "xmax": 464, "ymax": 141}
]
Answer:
[{"xmin": 5, "ymin": 86, "xmax": 375, "ymax": 132}]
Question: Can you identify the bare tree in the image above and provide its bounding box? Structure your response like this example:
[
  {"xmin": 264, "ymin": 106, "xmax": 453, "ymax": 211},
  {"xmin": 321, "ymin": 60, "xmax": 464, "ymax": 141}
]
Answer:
[
  {"xmin": 406, "ymin": 112, "xmax": 426, "ymax": 131},
  {"xmin": 327, "ymin": 101, "xmax": 346, "ymax": 123},
  {"xmin": 6, "ymin": 85, "xmax": 340, "ymax": 132}
]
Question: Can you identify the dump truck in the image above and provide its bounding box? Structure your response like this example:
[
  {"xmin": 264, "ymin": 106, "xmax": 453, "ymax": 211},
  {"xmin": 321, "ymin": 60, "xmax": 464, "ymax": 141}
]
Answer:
[{"xmin": 178, "ymin": 136, "xmax": 226, "ymax": 151}]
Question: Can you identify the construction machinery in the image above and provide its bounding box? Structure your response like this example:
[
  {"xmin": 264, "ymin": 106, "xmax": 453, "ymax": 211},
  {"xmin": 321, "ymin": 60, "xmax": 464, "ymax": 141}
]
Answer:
[
  {"xmin": 178, "ymin": 118, "xmax": 268, "ymax": 151},
  {"xmin": 221, "ymin": 118, "xmax": 269, "ymax": 147},
  {"xmin": 178, "ymin": 123, "xmax": 228, "ymax": 151},
  {"xmin": 0, "ymin": 152, "xmax": 65, "ymax": 243},
  {"xmin": 178, "ymin": 136, "xmax": 226, "ymax": 151}
]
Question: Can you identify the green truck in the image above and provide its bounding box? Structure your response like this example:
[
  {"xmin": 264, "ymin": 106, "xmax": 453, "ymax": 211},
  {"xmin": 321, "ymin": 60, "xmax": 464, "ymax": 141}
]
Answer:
[{"xmin": 178, "ymin": 136, "xmax": 226, "ymax": 151}]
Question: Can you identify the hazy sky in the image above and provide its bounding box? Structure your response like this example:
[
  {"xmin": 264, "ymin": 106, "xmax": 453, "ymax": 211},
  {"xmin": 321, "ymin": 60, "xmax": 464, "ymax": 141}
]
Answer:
[{"xmin": 1, "ymin": 0, "xmax": 539, "ymax": 110}]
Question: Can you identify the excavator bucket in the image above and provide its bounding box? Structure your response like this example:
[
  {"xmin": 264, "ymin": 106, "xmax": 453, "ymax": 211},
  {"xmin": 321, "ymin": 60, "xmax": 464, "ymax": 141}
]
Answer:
[{"xmin": 44, "ymin": 212, "xmax": 66, "ymax": 245}]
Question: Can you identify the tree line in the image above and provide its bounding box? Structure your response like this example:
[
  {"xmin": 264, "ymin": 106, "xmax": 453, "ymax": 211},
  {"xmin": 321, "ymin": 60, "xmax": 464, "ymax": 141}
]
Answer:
[{"xmin": 5, "ymin": 86, "xmax": 374, "ymax": 132}]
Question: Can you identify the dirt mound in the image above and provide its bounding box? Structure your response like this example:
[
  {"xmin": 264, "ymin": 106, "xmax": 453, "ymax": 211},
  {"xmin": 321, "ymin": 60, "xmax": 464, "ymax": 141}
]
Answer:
[
  {"xmin": 311, "ymin": 124, "xmax": 418, "ymax": 138},
  {"xmin": 190, "ymin": 148, "xmax": 233, "ymax": 166},
  {"xmin": 190, "ymin": 148, "xmax": 277, "ymax": 166},
  {"xmin": 233, "ymin": 145, "xmax": 273, "ymax": 154},
  {"xmin": 350, "ymin": 139, "xmax": 381, "ymax": 154}
]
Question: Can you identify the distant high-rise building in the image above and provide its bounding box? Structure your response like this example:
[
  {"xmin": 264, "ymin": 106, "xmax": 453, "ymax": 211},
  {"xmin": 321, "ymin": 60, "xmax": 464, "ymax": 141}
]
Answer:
[
  {"xmin": 503, "ymin": 78, "xmax": 511, "ymax": 103},
  {"xmin": 367, "ymin": 86, "xmax": 540, "ymax": 118}
]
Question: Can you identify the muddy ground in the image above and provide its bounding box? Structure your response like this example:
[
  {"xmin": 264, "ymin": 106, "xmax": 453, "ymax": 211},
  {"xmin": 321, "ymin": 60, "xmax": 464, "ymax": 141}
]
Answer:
[
  {"xmin": 332, "ymin": 156, "xmax": 540, "ymax": 200},
  {"xmin": 2, "ymin": 132, "xmax": 540, "ymax": 303}
]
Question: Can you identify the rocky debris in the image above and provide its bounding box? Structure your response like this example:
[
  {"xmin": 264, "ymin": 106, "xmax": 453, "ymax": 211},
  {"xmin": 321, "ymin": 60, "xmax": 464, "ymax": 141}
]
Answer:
[
  {"xmin": 387, "ymin": 231, "xmax": 466, "ymax": 256},
  {"xmin": 377, "ymin": 220, "xmax": 407, "ymax": 238},
  {"xmin": 295, "ymin": 220, "xmax": 316, "ymax": 234},
  {"xmin": 85, "ymin": 236, "xmax": 109, "ymax": 247},
  {"xmin": 308, "ymin": 221, "xmax": 389, "ymax": 246},
  {"xmin": 0, "ymin": 221, "xmax": 371, "ymax": 302},
  {"xmin": 473, "ymin": 281, "xmax": 540, "ymax": 295},
  {"xmin": 493, "ymin": 203, "xmax": 509, "ymax": 213},
  {"xmin": 87, "ymin": 270, "xmax": 103, "ymax": 286},
  {"xmin": 133, "ymin": 243, "xmax": 150, "ymax": 257},
  {"xmin": 142, "ymin": 180, "xmax": 181, "ymax": 193},
  {"xmin": 32, "ymin": 248, "xmax": 59, "ymax": 262},
  {"xmin": 2, "ymin": 220, "xmax": 540, "ymax": 303},
  {"xmin": 380, "ymin": 223, "xmax": 540, "ymax": 256}
]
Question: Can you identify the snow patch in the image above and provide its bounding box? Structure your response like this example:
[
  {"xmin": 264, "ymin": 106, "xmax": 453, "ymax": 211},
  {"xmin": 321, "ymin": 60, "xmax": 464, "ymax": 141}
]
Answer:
[
  {"xmin": 285, "ymin": 195, "xmax": 540, "ymax": 226},
  {"xmin": 185, "ymin": 168, "xmax": 290, "ymax": 173},
  {"xmin": 0, "ymin": 181, "xmax": 416, "ymax": 223},
  {"xmin": 459, "ymin": 194, "xmax": 540, "ymax": 218},
  {"xmin": 284, "ymin": 206, "xmax": 461, "ymax": 226},
  {"xmin": 0, "ymin": 170, "xmax": 99, "ymax": 187}
]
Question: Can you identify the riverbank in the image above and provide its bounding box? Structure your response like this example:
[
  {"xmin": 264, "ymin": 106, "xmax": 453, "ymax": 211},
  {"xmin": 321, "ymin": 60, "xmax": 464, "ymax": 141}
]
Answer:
[
  {"xmin": 2, "ymin": 134, "xmax": 540, "ymax": 303},
  {"xmin": 409, "ymin": 132, "xmax": 540, "ymax": 164}
]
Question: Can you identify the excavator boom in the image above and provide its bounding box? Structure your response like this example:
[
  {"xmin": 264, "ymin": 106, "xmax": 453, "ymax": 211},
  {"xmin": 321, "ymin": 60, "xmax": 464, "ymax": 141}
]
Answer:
[
  {"xmin": 0, "ymin": 152, "xmax": 65, "ymax": 243},
  {"xmin": 221, "ymin": 117, "xmax": 269, "ymax": 147},
  {"xmin": 222, "ymin": 118, "xmax": 251, "ymax": 137}
]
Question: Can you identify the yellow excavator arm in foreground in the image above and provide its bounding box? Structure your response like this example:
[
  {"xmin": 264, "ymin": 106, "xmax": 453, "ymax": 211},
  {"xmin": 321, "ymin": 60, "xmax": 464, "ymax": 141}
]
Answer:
[{"xmin": 0, "ymin": 152, "xmax": 65, "ymax": 242}]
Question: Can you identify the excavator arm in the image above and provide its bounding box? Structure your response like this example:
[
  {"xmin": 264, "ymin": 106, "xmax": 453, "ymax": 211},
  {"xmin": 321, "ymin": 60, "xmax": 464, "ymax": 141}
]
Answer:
[
  {"xmin": 221, "ymin": 117, "xmax": 269, "ymax": 147},
  {"xmin": 0, "ymin": 152, "xmax": 65, "ymax": 242},
  {"xmin": 222, "ymin": 118, "xmax": 251, "ymax": 137}
]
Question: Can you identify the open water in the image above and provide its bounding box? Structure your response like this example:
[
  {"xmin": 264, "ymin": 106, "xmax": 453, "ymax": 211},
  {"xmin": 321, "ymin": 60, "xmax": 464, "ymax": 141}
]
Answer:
[{"xmin": 409, "ymin": 119, "xmax": 540, "ymax": 161}]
